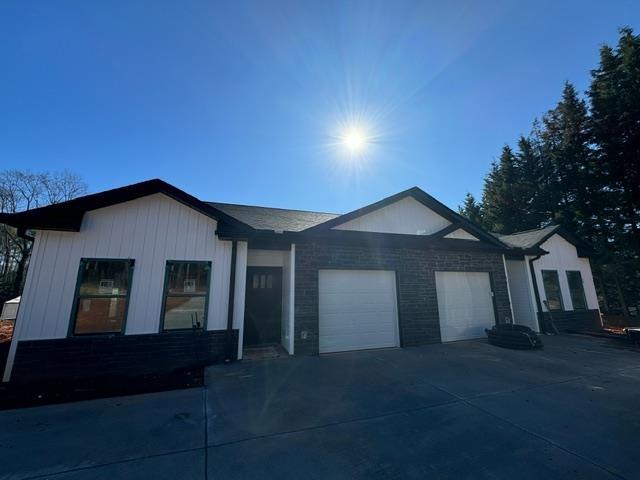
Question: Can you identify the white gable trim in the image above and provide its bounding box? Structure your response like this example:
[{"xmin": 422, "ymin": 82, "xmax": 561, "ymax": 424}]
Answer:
[
  {"xmin": 332, "ymin": 197, "xmax": 451, "ymax": 235},
  {"xmin": 443, "ymin": 228, "xmax": 480, "ymax": 241}
]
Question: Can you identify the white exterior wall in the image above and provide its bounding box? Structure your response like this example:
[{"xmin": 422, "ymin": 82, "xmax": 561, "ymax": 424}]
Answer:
[
  {"xmin": 333, "ymin": 197, "xmax": 451, "ymax": 235},
  {"xmin": 505, "ymin": 259, "xmax": 539, "ymax": 330},
  {"xmin": 443, "ymin": 228, "xmax": 479, "ymax": 241},
  {"xmin": 13, "ymin": 193, "xmax": 233, "ymax": 340},
  {"xmin": 233, "ymin": 241, "xmax": 248, "ymax": 359},
  {"xmin": 247, "ymin": 249, "xmax": 286, "ymax": 267},
  {"xmin": 533, "ymin": 234, "xmax": 599, "ymax": 311},
  {"xmin": 281, "ymin": 245, "xmax": 295, "ymax": 354}
]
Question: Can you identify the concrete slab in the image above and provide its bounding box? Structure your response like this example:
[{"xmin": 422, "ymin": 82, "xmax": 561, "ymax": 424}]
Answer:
[
  {"xmin": 2, "ymin": 334, "xmax": 639, "ymax": 479},
  {"xmin": 205, "ymin": 351, "xmax": 456, "ymax": 445},
  {"xmin": 0, "ymin": 388, "xmax": 204, "ymax": 480},
  {"xmin": 206, "ymin": 401, "xmax": 615, "ymax": 479},
  {"xmin": 40, "ymin": 450, "xmax": 204, "ymax": 480},
  {"xmin": 470, "ymin": 366, "xmax": 640, "ymax": 479}
]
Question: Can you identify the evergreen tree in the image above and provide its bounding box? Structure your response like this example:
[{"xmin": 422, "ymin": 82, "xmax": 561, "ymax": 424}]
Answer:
[
  {"xmin": 540, "ymin": 82, "xmax": 593, "ymax": 236},
  {"xmin": 458, "ymin": 192, "xmax": 483, "ymax": 226},
  {"xmin": 481, "ymin": 145, "xmax": 530, "ymax": 233},
  {"xmin": 588, "ymin": 27, "xmax": 640, "ymax": 316}
]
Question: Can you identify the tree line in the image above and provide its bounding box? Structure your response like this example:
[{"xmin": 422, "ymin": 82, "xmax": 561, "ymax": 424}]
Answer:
[
  {"xmin": 459, "ymin": 27, "xmax": 640, "ymax": 318},
  {"xmin": 0, "ymin": 170, "xmax": 87, "ymax": 305}
]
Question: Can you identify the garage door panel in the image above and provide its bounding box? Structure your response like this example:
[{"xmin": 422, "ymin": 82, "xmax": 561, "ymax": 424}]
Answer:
[
  {"xmin": 436, "ymin": 271, "xmax": 496, "ymax": 342},
  {"xmin": 319, "ymin": 270, "xmax": 399, "ymax": 353}
]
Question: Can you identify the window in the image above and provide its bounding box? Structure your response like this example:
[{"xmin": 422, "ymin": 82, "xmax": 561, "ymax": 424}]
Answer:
[
  {"xmin": 251, "ymin": 273, "xmax": 274, "ymax": 289},
  {"xmin": 71, "ymin": 259, "xmax": 134, "ymax": 335},
  {"xmin": 566, "ymin": 271, "xmax": 587, "ymax": 310},
  {"xmin": 541, "ymin": 270, "xmax": 564, "ymax": 311},
  {"xmin": 161, "ymin": 261, "xmax": 211, "ymax": 331}
]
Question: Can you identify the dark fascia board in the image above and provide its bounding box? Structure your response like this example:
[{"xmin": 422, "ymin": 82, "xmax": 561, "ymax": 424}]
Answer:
[
  {"xmin": 301, "ymin": 186, "xmax": 506, "ymax": 248},
  {"xmin": 0, "ymin": 179, "xmax": 255, "ymax": 233}
]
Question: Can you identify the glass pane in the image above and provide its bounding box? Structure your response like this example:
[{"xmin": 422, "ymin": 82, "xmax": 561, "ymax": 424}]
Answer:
[
  {"xmin": 164, "ymin": 296, "xmax": 206, "ymax": 330},
  {"xmin": 74, "ymin": 297, "xmax": 126, "ymax": 334},
  {"xmin": 78, "ymin": 260, "xmax": 130, "ymax": 296},
  {"xmin": 166, "ymin": 262, "xmax": 209, "ymax": 294},
  {"xmin": 252, "ymin": 274, "xmax": 259, "ymax": 289},
  {"xmin": 567, "ymin": 271, "xmax": 587, "ymax": 310},
  {"xmin": 260, "ymin": 274, "xmax": 266, "ymax": 289},
  {"xmin": 266, "ymin": 274, "xmax": 273, "ymax": 289},
  {"xmin": 542, "ymin": 270, "xmax": 563, "ymax": 310}
]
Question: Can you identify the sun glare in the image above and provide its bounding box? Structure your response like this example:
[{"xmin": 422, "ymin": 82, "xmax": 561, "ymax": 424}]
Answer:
[{"xmin": 342, "ymin": 127, "xmax": 368, "ymax": 154}]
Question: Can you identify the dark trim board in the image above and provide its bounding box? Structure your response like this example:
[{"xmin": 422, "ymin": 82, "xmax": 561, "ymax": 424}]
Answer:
[
  {"xmin": 0, "ymin": 179, "xmax": 254, "ymax": 233},
  {"xmin": 10, "ymin": 329, "xmax": 238, "ymax": 385}
]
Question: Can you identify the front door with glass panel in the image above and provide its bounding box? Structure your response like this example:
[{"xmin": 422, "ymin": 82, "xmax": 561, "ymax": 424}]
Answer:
[{"xmin": 244, "ymin": 267, "xmax": 282, "ymax": 346}]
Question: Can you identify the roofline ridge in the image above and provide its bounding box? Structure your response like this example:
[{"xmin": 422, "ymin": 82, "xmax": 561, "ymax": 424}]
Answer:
[{"xmin": 206, "ymin": 201, "xmax": 340, "ymax": 216}]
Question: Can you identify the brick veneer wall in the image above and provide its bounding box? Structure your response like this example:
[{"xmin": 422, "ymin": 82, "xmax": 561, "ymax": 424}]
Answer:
[
  {"xmin": 539, "ymin": 310, "xmax": 601, "ymax": 333},
  {"xmin": 11, "ymin": 329, "xmax": 237, "ymax": 384},
  {"xmin": 294, "ymin": 242, "xmax": 512, "ymax": 355}
]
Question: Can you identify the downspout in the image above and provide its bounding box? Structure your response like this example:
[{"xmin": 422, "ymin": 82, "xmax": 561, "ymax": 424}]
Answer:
[
  {"xmin": 528, "ymin": 254, "xmax": 543, "ymax": 328},
  {"xmin": 224, "ymin": 241, "xmax": 237, "ymax": 362}
]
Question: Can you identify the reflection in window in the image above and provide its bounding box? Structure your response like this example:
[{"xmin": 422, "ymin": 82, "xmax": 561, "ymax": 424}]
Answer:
[
  {"xmin": 542, "ymin": 270, "xmax": 564, "ymax": 311},
  {"xmin": 566, "ymin": 271, "xmax": 587, "ymax": 310},
  {"xmin": 72, "ymin": 259, "xmax": 133, "ymax": 335},
  {"xmin": 162, "ymin": 261, "xmax": 211, "ymax": 330}
]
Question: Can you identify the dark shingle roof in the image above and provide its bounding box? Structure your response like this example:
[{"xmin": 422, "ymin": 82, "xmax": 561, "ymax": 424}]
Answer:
[
  {"xmin": 495, "ymin": 225, "xmax": 560, "ymax": 249},
  {"xmin": 206, "ymin": 202, "xmax": 340, "ymax": 232}
]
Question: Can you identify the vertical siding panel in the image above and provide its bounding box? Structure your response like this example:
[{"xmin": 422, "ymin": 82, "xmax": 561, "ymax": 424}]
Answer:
[
  {"xmin": 16, "ymin": 194, "xmax": 228, "ymax": 339},
  {"xmin": 28, "ymin": 233, "xmax": 61, "ymax": 339}
]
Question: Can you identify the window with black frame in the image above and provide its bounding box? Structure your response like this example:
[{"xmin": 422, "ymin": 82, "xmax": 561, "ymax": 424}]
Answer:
[
  {"xmin": 541, "ymin": 269, "xmax": 564, "ymax": 311},
  {"xmin": 161, "ymin": 261, "xmax": 211, "ymax": 331},
  {"xmin": 71, "ymin": 258, "xmax": 134, "ymax": 335},
  {"xmin": 566, "ymin": 270, "xmax": 587, "ymax": 310}
]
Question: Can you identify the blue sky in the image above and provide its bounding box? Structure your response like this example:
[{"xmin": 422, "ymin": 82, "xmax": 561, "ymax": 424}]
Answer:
[{"xmin": 1, "ymin": 1, "xmax": 638, "ymax": 214}]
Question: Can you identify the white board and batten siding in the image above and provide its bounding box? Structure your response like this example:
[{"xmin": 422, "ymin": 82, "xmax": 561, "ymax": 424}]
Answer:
[
  {"xmin": 14, "ymin": 193, "xmax": 235, "ymax": 341},
  {"xmin": 333, "ymin": 197, "xmax": 451, "ymax": 235},
  {"xmin": 319, "ymin": 270, "xmax": 400, "ymax": 353},
  {"xmin": 443, "ymin": 229, "xmax": 479, "ymax": 241},
  {"xmin": 534, "ymin": 234, "xmax": 599, "ymax": 311},
  {"xmin": 505, "ymin": 260, "xmax": 538, "ymax": 330}
]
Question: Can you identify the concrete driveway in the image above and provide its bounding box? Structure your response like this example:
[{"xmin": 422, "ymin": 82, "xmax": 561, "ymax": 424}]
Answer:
[{"xmin": 1, "ymin": 335, "xmax": 639, "ymax": 479}]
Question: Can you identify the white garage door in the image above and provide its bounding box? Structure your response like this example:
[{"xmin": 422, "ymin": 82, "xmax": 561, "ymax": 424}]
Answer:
[
  {"xmin": 319, "ymin": 270, "xmax": 400, "ymax": 353},
  {"xmin": 435, "ymin": 271, "xmax": 496, "ymax": 342}
]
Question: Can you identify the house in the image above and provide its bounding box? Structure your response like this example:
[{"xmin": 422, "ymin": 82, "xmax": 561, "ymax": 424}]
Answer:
[
  {"xmin": 0, "ymin": 179, "xmax": 600, "ymax": 384},
  {"xmin": 1, "ymin": 296, "xmax": 20, "ymax": 321},
  {"xmin": 498, "ymin": 225, "xmax": 601, "ymax": 332}
]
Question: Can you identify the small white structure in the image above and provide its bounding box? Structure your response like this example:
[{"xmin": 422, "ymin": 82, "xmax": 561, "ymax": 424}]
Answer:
[
  {"xmin": 498, "ymin": 225, "xmax": 601, "ymax": 332},
  {"xmin": 1, "ymin": 296, "xmax": 20, "ymax": 321}
]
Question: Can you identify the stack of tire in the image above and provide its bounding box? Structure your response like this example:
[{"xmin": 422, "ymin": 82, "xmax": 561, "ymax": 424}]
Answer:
[{"xmin": 485, "ymin": 324, "xmax": 544, "ymax": 350}]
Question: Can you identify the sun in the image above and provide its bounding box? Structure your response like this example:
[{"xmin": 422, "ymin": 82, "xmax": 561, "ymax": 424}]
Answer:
[{"xmin": 342, "ymin": 127, "xmax": 367, "ymax": 154}]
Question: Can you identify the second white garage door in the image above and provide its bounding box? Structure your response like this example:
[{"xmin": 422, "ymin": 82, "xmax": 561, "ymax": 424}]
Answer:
[
  {"xmin": 319, "ymin": 270, "xmax": 400, "ymax": 353},
  {"xmin": 435, "ymin": 271, "xmax": 496, "ymax": 342}
]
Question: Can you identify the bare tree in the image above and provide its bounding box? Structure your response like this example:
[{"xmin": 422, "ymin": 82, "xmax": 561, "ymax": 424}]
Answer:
[{"xmin": 0, "ymin": 170, "xmax": 87, "ymax": 304}]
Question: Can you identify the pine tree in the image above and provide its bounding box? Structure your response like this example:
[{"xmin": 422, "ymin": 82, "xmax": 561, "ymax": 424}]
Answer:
[
  {"xmin": 540, "ymin": 82, "xmax": 593, "ymax": 236},
  {"xmin": 458, "ymin": 193, "xmax": 483, "ymax": 226},
  {"xmin": 481, "ymin": 145, "xmax": 529, "ymax": 233},
  {"xmin": 588, "ymin": 27, "xmax": 640, "ymax": 316}
]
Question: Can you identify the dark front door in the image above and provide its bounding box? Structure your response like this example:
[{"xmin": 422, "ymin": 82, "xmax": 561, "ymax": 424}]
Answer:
[{"xmin": 244, "ymin": 267, "xmax": 283, "ymax": 346}]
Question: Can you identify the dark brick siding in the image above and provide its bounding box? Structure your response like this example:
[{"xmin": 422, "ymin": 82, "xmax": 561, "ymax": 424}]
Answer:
[
  {"xmin": 294, "ymin": 242, "xmax": 512, "ymax": 355},
  {"xmin": 539, "ymin": 309, "xmax": 601, "ymax": 332},
  {"xmin": 11, "ymin": 329, "xmax": 237, "ymax": 384}
]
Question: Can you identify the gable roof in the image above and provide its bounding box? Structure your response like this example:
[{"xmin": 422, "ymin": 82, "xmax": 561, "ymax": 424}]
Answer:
[
  {"xmin": 495, "ymin": 225, "xmax": 560, "ymax": 249},
  {"xmin": 303, "ymin": 186, "xmax": 507, "ymax": 248},
  {"xmin": 496, "ymin": 224, "xmax": 595, "ymax": 256},
  {"xmin": 207, "ymin": 202, "xmax": 339, "ymax": 232},
  {"xmin": 0, "ymin": 179, "xmax": 253, "ymax": 233}
]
